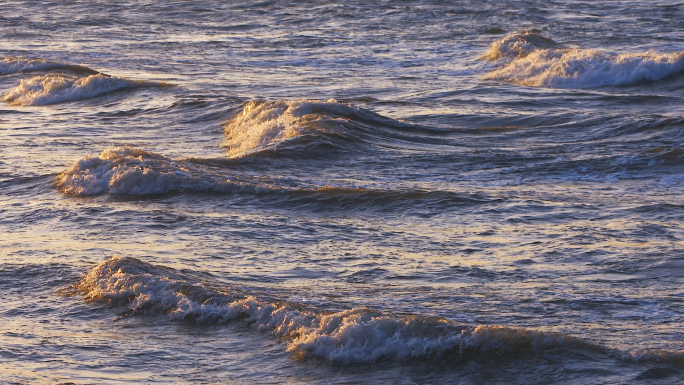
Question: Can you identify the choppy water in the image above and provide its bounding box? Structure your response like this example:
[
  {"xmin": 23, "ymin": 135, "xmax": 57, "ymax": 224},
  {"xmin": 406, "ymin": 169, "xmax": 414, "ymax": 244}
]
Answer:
[{"xmin": 1, "ymin": 1, "xmax": 683, "ymax": 384}]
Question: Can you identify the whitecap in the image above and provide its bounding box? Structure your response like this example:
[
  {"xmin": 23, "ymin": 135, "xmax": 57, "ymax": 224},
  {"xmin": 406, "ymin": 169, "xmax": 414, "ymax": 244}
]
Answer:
[
  {"xmin": 486, "ymin": 49, "xmax": 684, "ymax": 88},
  {"xmin": 483, "ymin": 32, "xmax": 684, "ymax": 88},
  {"xmin": 223, "ymin": 99, "xmax": 384, "ymax": 157},
  {"xmin": 3, "ymin": 73, "xmax": 148, "ymax": 106},
  {"xmin": 57, "ymin": 147, "xmax": 241, "ymax": 196}
]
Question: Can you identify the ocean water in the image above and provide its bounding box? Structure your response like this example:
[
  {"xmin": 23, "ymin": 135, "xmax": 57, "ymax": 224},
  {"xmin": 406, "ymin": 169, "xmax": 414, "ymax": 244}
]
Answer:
[{"xmin": 1, "ymin": 1, "xmax": 683, "ymax": 383}]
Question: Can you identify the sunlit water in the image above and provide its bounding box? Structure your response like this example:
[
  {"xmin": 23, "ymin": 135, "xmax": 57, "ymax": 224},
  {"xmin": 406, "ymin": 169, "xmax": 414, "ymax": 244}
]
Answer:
[{"xmin": 1, "ymin": 1, "xmax": 683, "ymax": 384}]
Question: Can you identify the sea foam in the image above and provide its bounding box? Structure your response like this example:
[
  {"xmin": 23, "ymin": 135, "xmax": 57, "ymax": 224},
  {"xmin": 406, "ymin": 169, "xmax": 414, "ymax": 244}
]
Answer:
[
  {"xmin": 484, "ymin": 32, "xmax": 684, "ymax": 88},
  {"xmin": 75, "ymin": 255, "xmax": 682, "ymax": 365},
  {"xmin": 3, "ymin": 73, "xmax": 147, "ymax": 106}
]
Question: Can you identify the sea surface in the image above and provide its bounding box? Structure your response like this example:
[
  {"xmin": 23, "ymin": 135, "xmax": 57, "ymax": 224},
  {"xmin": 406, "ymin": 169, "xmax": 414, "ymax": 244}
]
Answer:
[{"xmin": 1, "ymin": 1, "xmax": 683, "ymax": 384}]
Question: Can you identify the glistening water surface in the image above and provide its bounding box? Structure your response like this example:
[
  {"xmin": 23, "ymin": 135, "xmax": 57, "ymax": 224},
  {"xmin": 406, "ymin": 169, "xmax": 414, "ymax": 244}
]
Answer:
[{"xmin": 1, "ymin": 1, "xmax": 683, "ymax": 384}]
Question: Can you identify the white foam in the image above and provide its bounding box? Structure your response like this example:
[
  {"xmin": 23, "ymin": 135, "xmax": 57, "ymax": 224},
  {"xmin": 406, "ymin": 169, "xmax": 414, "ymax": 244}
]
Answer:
[
  {"xmin": 485, "ymin": 48, "xmax": 684, "ymax": 88},
  {"xmin": 223, "ymin": 99, "xmax": 379, "ymax": 157},
  {"xmin": 79, "ymin": 256, "xmax": 608, "ymax": 364},
  {"xmin": 57, "ymin": 147, "xmax": 233, "ymax": 196},
  {"xmin": 3, "ymin": 73, "xmax": 144, "ymax": 106}
]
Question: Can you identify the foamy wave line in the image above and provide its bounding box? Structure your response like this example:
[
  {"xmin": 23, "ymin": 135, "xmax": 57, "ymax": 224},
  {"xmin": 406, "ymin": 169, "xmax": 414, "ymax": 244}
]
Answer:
[
  {"xmin": 483, "ymin": 32, "xmax": 684, "ymax": 88},
  {"xmin": 74, "ymin": 256, "xmax": 684, "ymax": 365},
  {"xmin": 223, "ymin": 99, "xmax": 395, "ymax": 158},
  {"xmin": 0, "ymin": 56, "xmax": 100, "ymax": 76},
  {"xmin": 57, "ymin": 147, "xmax": 260, "ymax": 196},
  {"xmin": 3, "ymin": 73, "xmax": 156, "ymax": 106}
]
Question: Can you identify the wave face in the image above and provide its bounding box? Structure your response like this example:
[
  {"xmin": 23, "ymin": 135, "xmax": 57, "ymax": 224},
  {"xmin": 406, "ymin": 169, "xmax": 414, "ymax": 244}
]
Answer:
[
  {"xmin": 0, "ymin": 56, "xmax": 100, "ymax": 76},
  {"xmin": 223, "ymin": 99, "xmax": 388, "ymax": 157},
  {"xmin": 78, "ymin": 256, "xmax": 627, "ymax": 364},
  {"xmin": 3, "ymin": 73, "xmax": 147, "ymax": 106},
  {"xmin": 57, "ymin": 147, "xmax": 237, "ymax": 196},
  {"xmin": 484, "ymin": 32, "xmax": 684, "ymax": 88}
]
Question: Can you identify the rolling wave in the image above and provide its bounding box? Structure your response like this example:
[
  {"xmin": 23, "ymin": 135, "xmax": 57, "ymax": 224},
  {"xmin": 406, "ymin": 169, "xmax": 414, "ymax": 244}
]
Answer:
[
  {"xmin": 57, "ymin": 147, "xmax": 241, "ymax": 195},
  {"xmin": 57, "ymin": 147, "xmax": 492, "ymax": 211},
  {"xmin": 0, "ymin": 56, "xmax": 101, "ymax": 76},
  {"xmin": 3, "ymin": 73, "xmax": 158, "ymax": 106},
  {"xmin": 223, "ymin": 99, "xmax": 419, "ymax": 157},
  {"xmin": 75, "ymin": 256, "xmax": 684, "ymax": 365},
  {"xmin": 484, "ymin": 32, "xmax": 684, "ymax": 88}
]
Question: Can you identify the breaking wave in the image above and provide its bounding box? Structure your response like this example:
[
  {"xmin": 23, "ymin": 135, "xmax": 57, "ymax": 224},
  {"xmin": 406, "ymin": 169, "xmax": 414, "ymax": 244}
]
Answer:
[
  {"xmin": 56, "ymin": 147, "xmax": 491, "ymax": 211},
  {"xmin": 57, "ymin": 147, "xmax": 246, "ymax": 196},
  {"xmin": 74, "ymin": 256, "xmax": 684, "ymax": 365},
  {"xmin": 483, "ymin": 32, "xmax": 684, "ymax": 88},
  {"xmin": 3, "ymin": 73, "xmax": 154, "ymax": 106},
  {"xmin": 0, "ymin": 56, "xmax": 101, "ymax": 76},
  {"xmin": 223, "ymin": 99, "xmax": 399, "ymax": 157}
]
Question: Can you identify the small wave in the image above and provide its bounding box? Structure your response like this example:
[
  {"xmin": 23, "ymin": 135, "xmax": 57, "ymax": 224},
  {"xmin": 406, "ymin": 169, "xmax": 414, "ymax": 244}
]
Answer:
[
  {"xmin": 623, "ymin": 349, "xmax": 684, "ymax": 366},
  {"xmin": 57, "ymin": 147, "xmax": 244, "ymax": 196},
  {"xmin": 223, "ymin": 99, "xmax": 395, "ymax": 157},
  {"xmin": 3, "ymin": 73, "xmax": 153, "ymax": 106},
  {"xmin": 0, "ymin": 56, "xmax": 101, "ymax": 76},
  {"xmin": 603, "ymin": 147, "xmax": 684, "ymax": 173},
  {"xmin": 642, "ymin": 147, "xmax": 684, "ymax": 166},
  {"xmin": 483, "ymin": 33, "xmax": 684, "ymax": 88},
  {"xmin": 482, "ymin": 30, "xmax": 560, "ymax": 61},
  {"xmin": 289, "ymin": 185, "xmax": 494, "ymax": 212}
]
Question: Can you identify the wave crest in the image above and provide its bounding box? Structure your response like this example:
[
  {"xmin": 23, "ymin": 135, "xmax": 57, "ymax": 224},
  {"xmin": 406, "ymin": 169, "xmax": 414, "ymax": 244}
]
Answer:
[
  {"xmin": 223, "ymin": 99, "xmax": 385, "ymax": 157},
  {"xmin": 483, "ymin": 33, "xmax": 684, "ymax": 88},
  {"xmin": 57, "ymin": 147, "xmax": 228, "ymax": 196},
  {"xmin": 483, "ymin": 30, "xmax": 560, "ymax": 60},
  {"xmin": 3, "ymin": 73, "xmax": 150, "ymax": 106}
]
